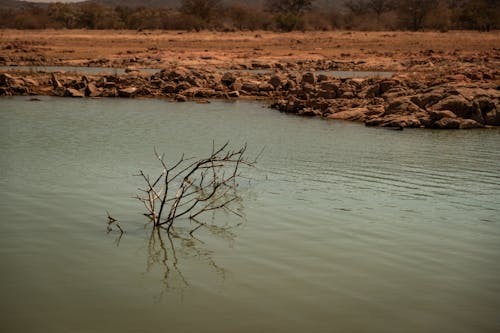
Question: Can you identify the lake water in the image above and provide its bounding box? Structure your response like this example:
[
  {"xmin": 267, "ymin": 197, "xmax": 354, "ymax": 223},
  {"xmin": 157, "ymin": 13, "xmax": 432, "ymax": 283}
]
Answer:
[{"xmin": 1, "ymin": 97, "xmax": 499, "ymax": 332}]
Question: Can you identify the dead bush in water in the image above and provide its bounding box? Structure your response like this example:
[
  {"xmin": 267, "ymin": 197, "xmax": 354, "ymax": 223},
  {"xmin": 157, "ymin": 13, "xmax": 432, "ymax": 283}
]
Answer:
[{"xmin": 123, "ymin": 142, "xmax": 258, "ymax": 237}]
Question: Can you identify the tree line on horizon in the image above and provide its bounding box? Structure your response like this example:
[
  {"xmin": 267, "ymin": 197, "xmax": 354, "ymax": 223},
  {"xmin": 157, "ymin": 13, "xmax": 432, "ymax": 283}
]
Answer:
[{"xmin": 0, "ymin": 0, "xmax": 497, "ymax": 31}]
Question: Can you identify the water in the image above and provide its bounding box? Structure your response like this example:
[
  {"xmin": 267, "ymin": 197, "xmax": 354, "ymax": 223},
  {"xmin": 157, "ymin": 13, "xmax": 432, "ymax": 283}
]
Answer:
[{"xmin": 1, "ymin": 97, "xmax": 499, "ymax": 332}]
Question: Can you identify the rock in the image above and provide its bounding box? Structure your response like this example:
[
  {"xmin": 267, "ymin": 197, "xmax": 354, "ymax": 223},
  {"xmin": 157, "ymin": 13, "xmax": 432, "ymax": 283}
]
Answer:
[
  {"xmin": 221, "ymin": 72, "xmax": 236, "ymax": 86},
  {"xmin": 228, "ymin": 91, "xmax": 239, "ymax": 98},
  {"xmin": 459, "ymin": 119, "xmax": 483, "ymax": 129},
  {"xmin": 0, "ymin": 87, "xmax": 9, "ymax": 96},
  {"xmin": 379, "ymin": 79, "xmax": 401, "ymax": 93},
  {"xmin": 302, "ymin": 72, "xmax": 316, "ymax": 84},
  {"xmin": 0, "ymin": 73, "xmax": 14, "ymax": 86},
  {"xmin": 258, "ymin": 83, "xmax": 275, "ymax": 92},
  {"xmin": 429, "ymin": 110, "xmax": 457, "ymax": 120},
  {"xmin": 269, "ymin": 75, "xmax": 283, "ymax": 88},
  {"xmin": 432, "ymin": 117, "xmax": 462, "ymax": 129},
  {"xmin": 475, "ymin": 96, "xmax": 499, "ymax": 125},
  {"xmin": 299, "ymin": 108, "xmax": 322, "ymax": 117},
  {"xmin": 384, "ymin": 97, "xmax": 422, "ymax": 115},
  {"xmin": 22, "ymin": 78, "xmax": 39, "ymax": 86},
  {"xmin": 358, "ymin": 84, "xmax": 380, "ymax": 98},
  {"xmin": 65, "ymin": 88, "xmax": 84, "ymax": 98},
  {"xmin": 412, "ymin": 91, "xmax": 443, "ymax": 108},
  {"xmin": 124, "ymin": 67, "xmax": 139, "ymax": 73},
  {"xmin": 301, "ymin": 82, "xmax": 315, "ymax": 94},
  {"xmin": 365, "ymin": 115, "xmax": 421, "ymax": 128},
  {"xmin": 317, "ymin": 74, "xmax": 328, "ymax": 82},
  {"xmin": 118, "ymin": 87, "xmax": 138, "ymax": 97},
  {"xmin": 483, "ymin": 108, "xmax": 500, "ymax": 125},
  {"xmin": 383, "ymin": 87, "xmax": 410, "ymax": 99},
  {"xmin": 166, "ymin": 69, "xmax": 188, "ymax": 81},
  {"xmin": 190, "ymin": 88, "xmax": 216, "ymax": 98},
  {"xmin": 85, "ymin": 83, "xmax": 100, "ymax": 97},
  {"xmin": 50, "ymin": 73, "xmax": 62, "ymax": 89},
  {"xmin": 433, "ymin": 94, "xmax": 474, "ymax": 118},
  {"xmin": 317, "ymin": 89, "xmax": 336, "ymax": 99},
  {"xmin": 241, "ymin": 81, "xmax": 260, "ymax": 93},
  {"xmin": 319, "ymin": 81, "xmax": 339, "ymax": 93},
  {"xmin": 328, "ymin": 107, "xmax": 371, "ymax": 121},
  {"xmin": 163, "ymin": 83, "xmax": 177, "ymax": 94},
  {"xmin": 175, "ymin": 94, "xmax": 187, "ymax": 102},
  {"xmin": 175, "ymin": 82, "xmax": 191, "ymax": 92}
]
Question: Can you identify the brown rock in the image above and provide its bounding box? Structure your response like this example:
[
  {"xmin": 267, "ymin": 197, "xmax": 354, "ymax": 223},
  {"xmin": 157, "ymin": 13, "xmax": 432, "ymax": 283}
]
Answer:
[
  {"xmin": 433, "ymin": 94, "xmax": 474, "ymax": 118},
  {"xmin": 302, "ymin": 72, "xmax": 316, "ymax": 84},
  {"xmin": 241, "ymin": 81, "xmax": 260, "ymax": 93},
  {"xmin": 384, "ymin": 97, "xmax": 422, "ymax": 115},
  {"xmin": 259, "ymin": 83, "xmax": 275, "ymax": 92},
  {"xmin": 433, "ymin": 117, "xmax": 462, "ymax": 129},
  {"xmin": 175, "ymin": 94, "xmax": 187, "ymax": 102},
  {"xmin": 269, "ymin": 75, "xmax": 283, "ymax": 88},
  {"xmin": 221, "ymin": 72, "xmax": 236, "ymax": 86},
  {"xmin": 163, "ymin": 83, "xmax": 176, "ymax": 94},
  {"xmin": 319, "ymin": 81, "xmax": 339, "ymax": 93},
  {"xmin": 328, "ymin": 107, "xmax": 370, "ymax": 121},
  {"xmin": 65, "ymin": 88, "xmax": 85, "ymax": 98},
  {"xmin": 85, "ymin": 83, "xmax": 100, "ymax": 97},
  {"xmin": 118, "ymin": 87, "xmax": 138, "ymax": 97}
]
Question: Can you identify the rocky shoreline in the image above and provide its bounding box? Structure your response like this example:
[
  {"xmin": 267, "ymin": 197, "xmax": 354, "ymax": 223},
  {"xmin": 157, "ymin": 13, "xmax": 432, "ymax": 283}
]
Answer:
[{"xmin": 1, "ymin": 67, "xmax": 499, "ymax": 129}]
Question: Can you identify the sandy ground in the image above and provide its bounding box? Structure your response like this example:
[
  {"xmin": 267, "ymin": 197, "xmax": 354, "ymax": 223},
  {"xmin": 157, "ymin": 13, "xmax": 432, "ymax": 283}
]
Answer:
[{"xmin": 1, "ymin": 29, "xmax": 499, "ymax": 72}]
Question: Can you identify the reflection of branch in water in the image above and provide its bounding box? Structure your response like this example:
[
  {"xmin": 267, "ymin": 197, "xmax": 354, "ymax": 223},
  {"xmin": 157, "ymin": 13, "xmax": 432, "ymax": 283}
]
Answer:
[
  {"xmin": 144, "ymin": 219, "xmax": 240, "ymax": 293},
  {"xmin": 146, "ymin": 226, "xmax": 188, "ymax": 290},
  {"xmin": 106, "ymin": 211, "xmax": 124, "ymax": 247}
]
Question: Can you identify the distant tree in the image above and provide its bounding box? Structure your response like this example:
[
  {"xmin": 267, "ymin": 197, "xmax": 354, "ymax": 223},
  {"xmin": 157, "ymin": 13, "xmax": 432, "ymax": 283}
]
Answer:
[
  {"xmin": 47, "ymin": 2, "xmax": 80, "ymax": 28},
  {"xmin": 267, "ymin": 0, "xmax": 315, "ymax": 31},
  {"xmin": 459, "ymin": 0, "xmax": 499, "ymax": 31},
  {"xmin": 179, "ymin": 0, "xmax": 221, "ymax": 24},
  {"xmin": 396, "ymin": 0, "xmax": 437, "ymax": 30},
  {"xmin": 344, "ymin": 0, "xmax": 367, "ymax": 15},
  {"xmin": 366, "ymin": 0, "xmax": 395, "ymax": 21},
  {"xmin": 268, "ymin": 0, "xmax": 315, "ymax": 15}
]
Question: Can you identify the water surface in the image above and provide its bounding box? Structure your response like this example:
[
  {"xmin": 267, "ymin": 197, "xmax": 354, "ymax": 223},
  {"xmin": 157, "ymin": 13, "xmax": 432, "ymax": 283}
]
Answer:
[{"xmin": 1, "ymin": 97, "xmax": 499, "ymax": 332}]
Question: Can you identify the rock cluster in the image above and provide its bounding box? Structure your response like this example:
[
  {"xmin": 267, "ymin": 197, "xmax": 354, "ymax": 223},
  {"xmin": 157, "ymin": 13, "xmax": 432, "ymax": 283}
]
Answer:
[{"xmin": 1, "ymin": 68, "xmax": 499, "ymax": 129}]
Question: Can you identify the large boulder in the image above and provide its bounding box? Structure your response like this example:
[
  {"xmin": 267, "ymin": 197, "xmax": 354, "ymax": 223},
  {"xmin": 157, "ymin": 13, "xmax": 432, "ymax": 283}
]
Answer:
[
  {"xmin": 432, "ymin": 94, "xmax": 474, "ymax": 118},
  {"xmin": 432, "ymin": 117, "xmax": 482, "ymax": 129},
  {"xmin": 384, "ymin": 96, "xmax": 422, "ymax": 115}
]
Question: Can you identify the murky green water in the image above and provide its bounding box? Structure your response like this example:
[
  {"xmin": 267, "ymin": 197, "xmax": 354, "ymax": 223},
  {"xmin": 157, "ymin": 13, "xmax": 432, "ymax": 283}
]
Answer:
[{"xmin": 1, "ymin": 97, "xmax": 499, "ymax": 332}]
